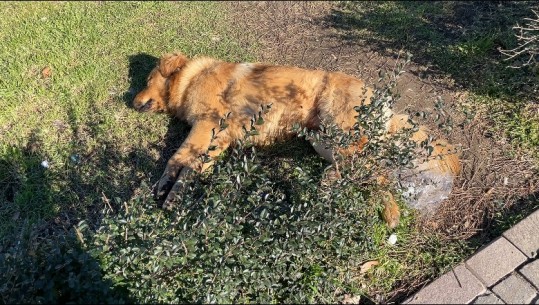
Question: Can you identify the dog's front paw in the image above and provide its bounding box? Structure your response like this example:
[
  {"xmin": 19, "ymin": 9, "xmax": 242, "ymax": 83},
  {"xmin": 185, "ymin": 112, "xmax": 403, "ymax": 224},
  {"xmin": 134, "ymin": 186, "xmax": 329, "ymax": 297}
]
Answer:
[
  {"xmin": 155, "ymin": 171, "xmax": 177, "ymax": 200},
  {"xmin": 162, "ymin": 179, "xmax": 189, "ymax": 210}
]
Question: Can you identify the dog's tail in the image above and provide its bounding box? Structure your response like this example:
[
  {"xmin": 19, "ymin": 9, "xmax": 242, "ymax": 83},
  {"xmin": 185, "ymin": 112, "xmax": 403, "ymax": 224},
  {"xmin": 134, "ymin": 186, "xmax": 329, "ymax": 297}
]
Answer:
[
  {"xmin": 388, "ymin": 114, "xmax": 461, "ymax": 174},
  {"xmin": 387, "ymin": 114, "xmax": 461, "ymax": 214}
]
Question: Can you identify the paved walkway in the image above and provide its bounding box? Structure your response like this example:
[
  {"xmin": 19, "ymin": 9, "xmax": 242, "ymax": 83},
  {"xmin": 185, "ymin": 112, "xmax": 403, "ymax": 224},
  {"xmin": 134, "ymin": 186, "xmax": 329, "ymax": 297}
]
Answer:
[{"xmin": 405, "ymin": 209, "xmax": 539, "ymax": 304}]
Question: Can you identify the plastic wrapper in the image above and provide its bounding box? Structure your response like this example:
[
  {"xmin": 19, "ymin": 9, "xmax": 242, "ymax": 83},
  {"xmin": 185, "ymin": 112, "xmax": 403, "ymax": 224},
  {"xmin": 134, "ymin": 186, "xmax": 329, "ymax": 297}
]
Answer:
[{"xmin": 395, "ymin": 167, "xmax": 455, "ymax": 215}]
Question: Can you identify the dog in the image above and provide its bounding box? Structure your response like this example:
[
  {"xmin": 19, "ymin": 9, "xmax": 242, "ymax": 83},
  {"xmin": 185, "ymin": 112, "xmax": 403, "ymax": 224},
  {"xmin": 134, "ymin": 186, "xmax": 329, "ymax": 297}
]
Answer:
[{"xmin": 132, "ymin": 52, "xmax": 461, "ymax": 228}]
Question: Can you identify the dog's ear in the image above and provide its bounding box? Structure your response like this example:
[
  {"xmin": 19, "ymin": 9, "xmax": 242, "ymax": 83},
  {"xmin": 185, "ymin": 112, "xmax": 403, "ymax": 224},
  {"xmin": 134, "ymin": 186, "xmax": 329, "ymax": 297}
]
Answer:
[{"xmin": 158, "ymin": 52, "xmax": 188, "ymax": 77}]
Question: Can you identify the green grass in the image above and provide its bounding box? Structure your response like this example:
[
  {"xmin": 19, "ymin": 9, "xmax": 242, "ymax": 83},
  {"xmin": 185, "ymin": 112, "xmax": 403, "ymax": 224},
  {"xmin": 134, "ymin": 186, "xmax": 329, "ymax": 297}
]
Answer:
[
  {"xmin": 0, "ymin": 1, "xmax": 254, "ymax": 240},
  {"xmin": 0, "ymin": 2, "xmax": 257, "ymax": 301},
  {"xmin": 1, "ymin": 1, "xmax": 536, "ymax": 303}
]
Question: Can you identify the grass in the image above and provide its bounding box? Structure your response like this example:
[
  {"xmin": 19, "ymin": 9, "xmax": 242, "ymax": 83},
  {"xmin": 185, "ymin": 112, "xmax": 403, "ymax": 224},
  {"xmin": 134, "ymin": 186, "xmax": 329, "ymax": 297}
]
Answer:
[
  {"xmin": 0, "ymin": 1, "xmax": 254, "ymax": 240},
  {"xmin": 0, "ymin": 2, "xmax": 256, "ymax": 301},
  {"xmin": 1, "ymin": 1, "xmax": 537, "ymax": 303}
]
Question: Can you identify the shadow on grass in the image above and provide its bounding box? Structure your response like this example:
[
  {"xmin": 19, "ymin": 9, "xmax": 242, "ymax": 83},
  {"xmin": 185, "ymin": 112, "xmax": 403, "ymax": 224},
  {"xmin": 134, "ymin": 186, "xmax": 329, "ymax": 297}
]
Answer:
[
  {"xmin": 0, "ymin": 140, "xmax": 135, "ymax": 303},
  {"xmin": 0, "ymin": 229, "xmax": 133, "ymax": 303},
  {"xmin": 472, "ymin": 191, "xmax": 539, "ymax": 245},
  {"xmin": 0, "ymin": 52, "xmax": 190, "ymax": 303},
  {"xmin": 320, "ymin": 1, "xmax": 538, "ymax": 100},
  {"xmin": 122, "ymin": 53, "xmax": 159, "ymax": 108}
]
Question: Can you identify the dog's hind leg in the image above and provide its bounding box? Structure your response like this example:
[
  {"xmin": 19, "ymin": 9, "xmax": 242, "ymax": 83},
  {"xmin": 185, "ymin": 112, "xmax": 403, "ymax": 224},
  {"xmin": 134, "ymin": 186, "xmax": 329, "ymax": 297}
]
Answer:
[
  {"xmin": 310, "ymin": 138, "xmax": 401, "ymax": 228},
  {"xmin": 387, "ymin": 114, "xmax": 461, "ymax": 213}
]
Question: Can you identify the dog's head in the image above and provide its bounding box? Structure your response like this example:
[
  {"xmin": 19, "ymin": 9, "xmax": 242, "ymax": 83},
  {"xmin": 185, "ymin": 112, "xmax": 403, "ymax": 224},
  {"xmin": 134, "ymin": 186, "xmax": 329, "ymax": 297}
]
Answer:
[{"xmin": 132, "ymin": 52, "xmax": 188, "ymax": 113}]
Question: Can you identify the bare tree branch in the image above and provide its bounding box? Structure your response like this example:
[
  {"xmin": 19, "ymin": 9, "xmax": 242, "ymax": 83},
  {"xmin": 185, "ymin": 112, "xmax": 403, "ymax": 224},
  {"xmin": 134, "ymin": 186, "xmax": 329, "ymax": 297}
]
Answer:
[{"xmin": 499, "ymin": 9, "xmax": 539, "ymax": 68}]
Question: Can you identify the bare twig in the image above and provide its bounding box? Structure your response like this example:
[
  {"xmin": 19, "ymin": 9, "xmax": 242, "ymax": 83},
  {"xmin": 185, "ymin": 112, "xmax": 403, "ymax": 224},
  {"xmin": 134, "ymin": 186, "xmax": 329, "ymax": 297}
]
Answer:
[
  {"xmin": 499, "ymin": 9, "xmax": 539, "ymax": 68},
  {"xmin": 102, "ymin": 191, "xmax": 113, "ymax": 212}
]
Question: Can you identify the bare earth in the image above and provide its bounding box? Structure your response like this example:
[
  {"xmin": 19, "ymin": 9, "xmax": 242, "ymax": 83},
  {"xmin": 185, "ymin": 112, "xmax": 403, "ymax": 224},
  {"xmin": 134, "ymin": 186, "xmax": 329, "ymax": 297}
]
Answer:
[
  {"xmin": 226, "ymin": 1, "xmax": 538, "ymax": 238},
  {"xmin": 226, "ymin": 0, "xmax": 538, "ymax": 300}
]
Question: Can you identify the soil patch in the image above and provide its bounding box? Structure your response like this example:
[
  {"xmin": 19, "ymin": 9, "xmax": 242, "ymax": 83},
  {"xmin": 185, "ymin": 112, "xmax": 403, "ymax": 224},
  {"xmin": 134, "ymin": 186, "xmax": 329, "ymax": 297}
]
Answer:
[{"xmin": 226, "ymin": 0, "xmax": 539, "ymax": 300}]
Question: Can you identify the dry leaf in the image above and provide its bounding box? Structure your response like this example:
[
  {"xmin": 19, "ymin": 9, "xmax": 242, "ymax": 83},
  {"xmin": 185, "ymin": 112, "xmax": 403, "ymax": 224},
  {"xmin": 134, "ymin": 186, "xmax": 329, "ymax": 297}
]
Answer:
[
  {"xmin": 359, "ymin": 260, "xmax": 379, "ymax": 274},
  {"xmin": 41, "ymin": 66, "xmax": 52, "ymax": 78}
]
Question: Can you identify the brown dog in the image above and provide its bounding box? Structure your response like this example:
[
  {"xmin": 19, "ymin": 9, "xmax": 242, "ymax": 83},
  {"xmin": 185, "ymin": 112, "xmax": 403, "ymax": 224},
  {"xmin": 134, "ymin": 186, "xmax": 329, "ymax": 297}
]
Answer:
[{"xmin": 133, "ymin": 52, "xmax": 461, "ymax": 227}]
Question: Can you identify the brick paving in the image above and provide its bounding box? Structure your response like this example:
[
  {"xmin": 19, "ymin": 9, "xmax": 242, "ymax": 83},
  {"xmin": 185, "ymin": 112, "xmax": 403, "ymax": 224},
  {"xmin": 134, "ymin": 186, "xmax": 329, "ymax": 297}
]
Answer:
[
  {"xmin": 491, "ymin": 273, "xmax": 537, "ymax": 304},
  {"xmin": 466, "ymin": 237, "xmax": 527, "ymax": 287},
  {"xmin": 405, "ymin": 209, "xmax": 539, "ymax": 304},
  {"xmin": 473, "ymin": 291, "xmax": 504, "ymax": 304}
]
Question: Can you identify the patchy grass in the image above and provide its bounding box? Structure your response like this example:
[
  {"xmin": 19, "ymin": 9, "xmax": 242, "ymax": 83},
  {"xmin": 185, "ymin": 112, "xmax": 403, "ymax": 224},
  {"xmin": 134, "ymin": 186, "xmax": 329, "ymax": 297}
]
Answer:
[
  {"xmin": 1, "ymin": 1, "xmax": 537, "ymax": 304},
  {"xmin": 330, "ymin": 1, "xmax": 539, "ymax": 152},
  {"xmin": 0, "ymin": 1, "xmax": 254, "ymax": 240},
  {"xmin": 0, "ymin": 1, "xmax": 255, "ymax": 302}
]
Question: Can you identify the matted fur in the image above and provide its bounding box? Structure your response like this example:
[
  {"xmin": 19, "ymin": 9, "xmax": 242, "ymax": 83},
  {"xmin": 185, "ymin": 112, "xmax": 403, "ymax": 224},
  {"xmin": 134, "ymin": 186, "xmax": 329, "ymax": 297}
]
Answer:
[{"xmin": 133, "ymin": 52, "xmax": 461, "ymax": 227}]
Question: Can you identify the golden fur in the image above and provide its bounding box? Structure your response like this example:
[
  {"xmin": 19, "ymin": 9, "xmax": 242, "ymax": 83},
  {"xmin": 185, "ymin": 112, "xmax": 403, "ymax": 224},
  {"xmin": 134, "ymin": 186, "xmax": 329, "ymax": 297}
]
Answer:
[{"xmin": 133, "ymin": 52, "xmax": 461, "ymax": 227}]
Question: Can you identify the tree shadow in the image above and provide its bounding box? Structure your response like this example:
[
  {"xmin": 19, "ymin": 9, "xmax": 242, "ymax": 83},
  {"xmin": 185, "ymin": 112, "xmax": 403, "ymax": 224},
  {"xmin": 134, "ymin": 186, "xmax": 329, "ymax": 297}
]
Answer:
[
  {"xmin": 0, "ymin": 52, "xmax": 191, "ymax": 303},
  {"xmin": 318, "ymin": 1, "xmax": 538, "ymax": 100},
  {"xmin": 0, "ymin": 227, "xmax": 133, "ymax": 303},
  {"xmin": 470, "ymin": 190, "xmax": 539, "ymax": 246},
  {"xmin": 0, "ymin": 137, "xmax": 136, "ymax": 303}
]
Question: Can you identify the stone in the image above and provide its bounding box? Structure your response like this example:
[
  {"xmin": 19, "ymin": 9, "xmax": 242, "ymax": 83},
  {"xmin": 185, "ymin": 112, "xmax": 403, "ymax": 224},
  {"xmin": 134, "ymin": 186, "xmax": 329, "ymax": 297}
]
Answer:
[
  {"xmin": 503, "ymin": 209, "xmax": 539, "ymax": 258},
  {"xmin": 519, "ymin": 259, "xmax": 539, "ymax": 289},
  {"xmin": 472, "ymin": 291, "xmax": 504, "ymax": 304},
  {"xmin": 405, "ymin": 264, "xmax": 484, "ymax": 304},
  {"xmin": 491, "ymin": 273, "xmax": 537, "ymax": 304},
  {"xmin": 465, "ymin": 237, "xmax": 527, "ymax": 287}
]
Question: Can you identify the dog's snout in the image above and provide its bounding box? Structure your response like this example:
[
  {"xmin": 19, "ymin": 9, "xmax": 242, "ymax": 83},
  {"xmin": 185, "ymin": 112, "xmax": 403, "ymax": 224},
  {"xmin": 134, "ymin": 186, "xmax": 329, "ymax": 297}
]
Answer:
[{"xmin": 138, "ymin": 99, "xmax": 154, "ymax": 112}]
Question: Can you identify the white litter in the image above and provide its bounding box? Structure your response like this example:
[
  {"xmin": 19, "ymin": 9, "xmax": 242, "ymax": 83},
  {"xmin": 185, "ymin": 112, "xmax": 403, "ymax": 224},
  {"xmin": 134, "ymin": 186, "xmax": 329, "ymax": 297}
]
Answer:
[
  {"xmin": 41, "ymin": 160, "xmax": 49, "ymax": 168},
  {"xmin": 388, "ymin": 233, "xmax": 398, "ymax": 245}
]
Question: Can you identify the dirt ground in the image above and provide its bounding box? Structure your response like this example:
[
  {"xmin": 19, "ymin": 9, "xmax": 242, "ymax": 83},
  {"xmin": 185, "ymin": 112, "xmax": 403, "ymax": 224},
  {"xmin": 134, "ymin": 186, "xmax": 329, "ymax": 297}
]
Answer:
[
  {"xmin": 225, "ymin": 0, "xmax": 539, "ymax": 263},
  {"xmin": 224, "ymin": 1, "xmax": 539, "ymax": 302}
]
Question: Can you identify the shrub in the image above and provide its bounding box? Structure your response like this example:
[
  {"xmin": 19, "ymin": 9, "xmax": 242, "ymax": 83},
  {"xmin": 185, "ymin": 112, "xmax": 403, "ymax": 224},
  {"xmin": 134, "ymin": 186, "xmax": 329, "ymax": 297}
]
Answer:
[
  {"xmin": 77, "ymin": 54, "xmax": 436, "ymax": 303},
  {"xmin": 84, "ymin": 154, "xmax": 381, "ymax": 303}
]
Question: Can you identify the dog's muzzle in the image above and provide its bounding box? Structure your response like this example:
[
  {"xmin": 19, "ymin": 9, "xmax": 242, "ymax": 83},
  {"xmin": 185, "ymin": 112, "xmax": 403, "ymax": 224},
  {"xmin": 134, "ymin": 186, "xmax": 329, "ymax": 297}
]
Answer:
[{"xmin": 136, "ymin": 99, "xmax": 153, "ymax": 112}]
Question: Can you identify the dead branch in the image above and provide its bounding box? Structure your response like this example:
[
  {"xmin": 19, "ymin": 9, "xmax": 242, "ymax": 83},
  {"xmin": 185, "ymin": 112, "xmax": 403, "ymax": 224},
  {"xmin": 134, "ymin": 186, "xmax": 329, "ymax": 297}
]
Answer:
[{"xmin": 499, "ymin": 9, "xmax": 539, "ymax": 68}]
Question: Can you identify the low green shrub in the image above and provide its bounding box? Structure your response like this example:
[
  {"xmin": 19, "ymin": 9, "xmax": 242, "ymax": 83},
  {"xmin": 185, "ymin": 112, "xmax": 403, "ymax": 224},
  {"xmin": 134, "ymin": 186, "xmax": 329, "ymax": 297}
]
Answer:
[
  {"xmin": 0, "ymin": 230, "xmax": 128, "ymax": 304},
  {"xmin": 2, "ymin": 54, "xmax": 465, "ymax": 304},
  {"xmin": 78, "ymin": 55, "xmax": 430, "ymax": 303},
  {"xmin": 85, "ymin": 151, "xmax": 382, "ymax": 303}
]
